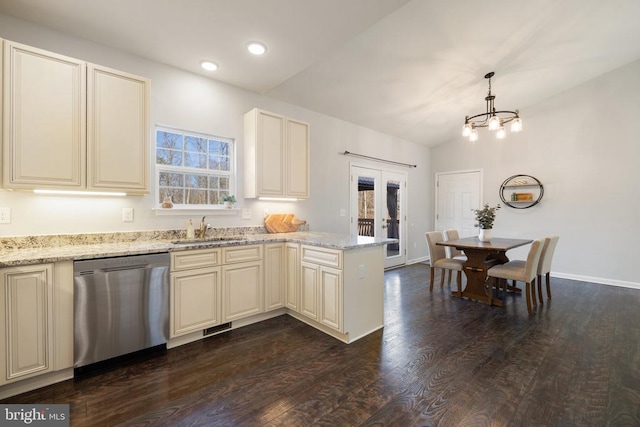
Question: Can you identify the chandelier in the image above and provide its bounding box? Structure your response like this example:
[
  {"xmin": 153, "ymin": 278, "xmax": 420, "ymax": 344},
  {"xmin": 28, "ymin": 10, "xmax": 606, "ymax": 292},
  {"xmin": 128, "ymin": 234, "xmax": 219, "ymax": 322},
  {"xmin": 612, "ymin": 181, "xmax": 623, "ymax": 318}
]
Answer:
[{"xmin": 462, "ymin": 72, "xmax": 522, "ymax": 142}]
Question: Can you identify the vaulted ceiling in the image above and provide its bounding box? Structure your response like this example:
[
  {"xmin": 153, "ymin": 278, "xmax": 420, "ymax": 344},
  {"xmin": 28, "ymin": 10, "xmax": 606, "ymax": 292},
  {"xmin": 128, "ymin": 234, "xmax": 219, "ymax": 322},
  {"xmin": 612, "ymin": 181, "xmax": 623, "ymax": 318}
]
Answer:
[{"xmin": 1, "ymin": 0, "xmax": 639, "ymax": 147}]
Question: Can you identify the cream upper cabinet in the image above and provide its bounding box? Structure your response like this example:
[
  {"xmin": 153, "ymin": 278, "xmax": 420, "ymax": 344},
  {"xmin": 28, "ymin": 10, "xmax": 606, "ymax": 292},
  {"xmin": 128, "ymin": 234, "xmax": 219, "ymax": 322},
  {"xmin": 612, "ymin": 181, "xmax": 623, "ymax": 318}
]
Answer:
[
  {"xmin": 244, "ymin": 108, "xmax": 310, "ymax": 199},
  {"xmin": 2, "ymin": 40, "xmax": 149, "ymax": 193},
  {"xmin": 2, "ymin": 41, "xmax": 86, "ymax": 189},
  {"xmin": 87, "ymin": 64, "xmax": 149, "ymax": 193}
]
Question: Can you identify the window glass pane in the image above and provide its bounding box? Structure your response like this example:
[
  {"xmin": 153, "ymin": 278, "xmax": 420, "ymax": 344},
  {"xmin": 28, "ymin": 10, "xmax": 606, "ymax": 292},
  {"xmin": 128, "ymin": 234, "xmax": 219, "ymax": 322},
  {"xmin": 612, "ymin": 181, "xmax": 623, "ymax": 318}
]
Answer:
[
  {"xmin": 156, "ymin": 149, "xmax": 182, "ymax": 166},
  {"xmin": 186, "ymin": 189, "xmax": 207, "ymax": 204},
  {"xmin": 220, "ymin": 177, "xmax": 229, "ymax": 190},
  {"xmin": 209, "ymin": 190, "xmax": 221, "ymax": 204},
  {"xmin": 157, "ymin": 131, "xmax": 183, "ymax": 149},
  {"xmin": 185, "ymin": 136, "xmax": 207, "ymax": 152},
  {"xmin": 185, "ymin": 153, "xmax": 207, "ymax": 169},
  {"xmin": 159, "ymin": 188, "xmax": 184, "ymax": 204},
  {"xmin": 159, "ymin": 171, "xmax": 184, "ymax": 187}
]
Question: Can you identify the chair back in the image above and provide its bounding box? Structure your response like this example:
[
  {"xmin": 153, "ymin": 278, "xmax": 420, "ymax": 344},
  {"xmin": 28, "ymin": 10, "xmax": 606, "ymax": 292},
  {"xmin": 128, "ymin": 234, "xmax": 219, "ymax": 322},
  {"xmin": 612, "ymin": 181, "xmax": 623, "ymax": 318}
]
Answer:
[
  {"xmin": 538, "ymin": 235, "xmax": 559, "ymax": 275},
  {"xmin": 524, "ymin": 238, "xmax": 545, "ymax": 281},
  {"xmin": 425, "ymin": 231, "xmax": 447, "ymax": 264},
  {"xmin": 443, "ymin": 229, "xmax": 463, "ymax": 258}
]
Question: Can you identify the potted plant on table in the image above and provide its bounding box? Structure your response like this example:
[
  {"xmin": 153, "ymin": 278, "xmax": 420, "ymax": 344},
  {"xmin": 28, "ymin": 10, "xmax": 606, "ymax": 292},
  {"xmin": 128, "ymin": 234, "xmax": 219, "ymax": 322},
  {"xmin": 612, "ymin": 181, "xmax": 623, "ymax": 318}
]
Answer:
[
  {"xmin": 221, "ymin": 195, "xmax": 236, "ymax": 209},
  {"xmin": 472, "ymin": 203, "xmax": 500, "ymax": 242}
]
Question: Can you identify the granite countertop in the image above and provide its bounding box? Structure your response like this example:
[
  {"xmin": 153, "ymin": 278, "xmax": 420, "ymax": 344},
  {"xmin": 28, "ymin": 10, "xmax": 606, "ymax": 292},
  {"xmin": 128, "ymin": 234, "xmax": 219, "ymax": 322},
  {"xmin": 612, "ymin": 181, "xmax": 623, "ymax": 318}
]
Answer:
[{"xmin": 0, "ymin": 230, "xmax": 396, "ymax": 267}]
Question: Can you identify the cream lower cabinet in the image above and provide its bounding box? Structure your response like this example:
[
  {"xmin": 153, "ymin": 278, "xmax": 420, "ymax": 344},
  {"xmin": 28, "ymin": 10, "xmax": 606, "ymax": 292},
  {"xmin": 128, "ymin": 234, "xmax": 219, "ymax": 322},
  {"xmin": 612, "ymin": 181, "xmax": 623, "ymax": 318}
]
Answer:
[
  {"xmin": 0, "ymin": 262, "xmax": 73, "ymax": 388},
  {"xmin": 222, "ymin": 245, "xmax": 264, "ymax": 322},
  {"xmin": 170, "ymin": 249, "xmax": 221, "ymax": 338},
  {"xmin": 264, "ymin": 243, "xmax": 285, "ymax": 311},
  {"xmin": 300, "ymin": 245, "xmax": 344, "ymax": 332},
  {"xmin": 285, "ymin": 242, "xmax": 300, "ymax": 311}
]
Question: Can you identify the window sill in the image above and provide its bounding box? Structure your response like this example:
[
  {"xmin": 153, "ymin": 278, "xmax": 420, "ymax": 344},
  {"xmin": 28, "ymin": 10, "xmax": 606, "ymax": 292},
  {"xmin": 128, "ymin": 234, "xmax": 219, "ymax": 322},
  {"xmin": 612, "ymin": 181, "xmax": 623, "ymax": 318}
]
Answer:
[{"xmin": 153, "ymin": 207, "xmax": 239, "ymax": 216}]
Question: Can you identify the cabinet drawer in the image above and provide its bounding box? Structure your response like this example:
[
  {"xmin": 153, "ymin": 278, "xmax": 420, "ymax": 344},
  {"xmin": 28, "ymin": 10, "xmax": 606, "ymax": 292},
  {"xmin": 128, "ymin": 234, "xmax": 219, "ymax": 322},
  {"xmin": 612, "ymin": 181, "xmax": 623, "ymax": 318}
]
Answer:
[
  {"xmin": 223, "ymin": 245, "xmax": 263, "ymax": 264},
  {"xmin": 171, "ymin": 248, "xmax": 220, "ymax": 271},
  {"xmin": 301, "ymin": 245, "xmax": 342, "ymax": 269}
]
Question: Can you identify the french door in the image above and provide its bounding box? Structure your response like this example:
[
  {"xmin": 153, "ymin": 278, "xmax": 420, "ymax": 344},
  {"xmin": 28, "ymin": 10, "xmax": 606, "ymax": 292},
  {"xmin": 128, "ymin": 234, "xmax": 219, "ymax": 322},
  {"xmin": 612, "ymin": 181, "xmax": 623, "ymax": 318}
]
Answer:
[{"xmin": 350, "ymin": 165, "xmax": 406, "ymax": 269}]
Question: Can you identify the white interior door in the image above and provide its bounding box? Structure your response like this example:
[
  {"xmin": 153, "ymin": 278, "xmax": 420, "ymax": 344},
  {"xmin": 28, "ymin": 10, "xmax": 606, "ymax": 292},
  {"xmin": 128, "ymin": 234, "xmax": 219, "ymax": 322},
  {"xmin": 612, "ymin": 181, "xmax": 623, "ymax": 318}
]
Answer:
[
  {"xmin": 350, "ymin": 165, "xmax": 406, "ymax": 269},
  {"xmin": 435, "ymin": 170, "xmax": 482, "ymax": 237}
]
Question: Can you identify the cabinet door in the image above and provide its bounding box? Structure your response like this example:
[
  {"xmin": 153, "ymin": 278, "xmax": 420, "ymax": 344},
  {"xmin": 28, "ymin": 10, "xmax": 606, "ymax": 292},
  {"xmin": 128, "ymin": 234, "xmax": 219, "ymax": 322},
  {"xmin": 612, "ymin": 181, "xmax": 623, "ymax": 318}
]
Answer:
[
  {"xmin": 286, "ymin": 118, "xmax": 310, "ymax": 198},
  {"xmin": 264, "ymin": 243, "xmax": 285, "ymax": 311},
  {"xmin": 0, "ymin": 264, "xmax": 54, "ymax": 384},
  {"xmin": 319, "ymin": 267, "xmax": 343, "ymax": 332},
  {"xmin": 256, "ymin": 110, "xmax": 285, "ymax": 196},
  {"xmin": 87, "ymin": 64, "xmax": 149, "ymax": 193},
  {"xmin": 285, "ymin": 243, "xmax": 300, "ymax": 311},
  {"xmin": 300, "ymin": 262, "xmax": 319, "ymax": 320},
  {"xmin": 171, "ymin": 267, "xmax": 221, "ymax": 337},
  {"xmin": 3, "ymin": 41, "xmax": 86, "ymax": 189},
  {"xmin": 222, "ymin": 261, "xmax": 264, "ymax": 322}
]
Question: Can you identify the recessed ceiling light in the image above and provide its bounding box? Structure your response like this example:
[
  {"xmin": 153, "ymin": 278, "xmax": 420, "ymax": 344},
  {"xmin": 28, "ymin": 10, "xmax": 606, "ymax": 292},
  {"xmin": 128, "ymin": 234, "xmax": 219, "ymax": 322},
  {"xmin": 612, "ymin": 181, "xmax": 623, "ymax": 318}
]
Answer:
[
  {"xmin": 246, "ymin": 42, "xmax": 267, "ymax": 56},
  {"xmin": 200, "ymin": 60, "xmax": 218, "ymax": 71}
]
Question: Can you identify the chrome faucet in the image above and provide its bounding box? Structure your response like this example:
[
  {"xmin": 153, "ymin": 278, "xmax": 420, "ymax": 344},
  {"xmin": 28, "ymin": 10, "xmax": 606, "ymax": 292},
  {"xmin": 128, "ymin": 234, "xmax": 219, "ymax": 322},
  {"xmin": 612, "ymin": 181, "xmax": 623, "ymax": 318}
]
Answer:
[{"xmin": 196, "ymin": 216, "xmax": 211, "ymax": 239}]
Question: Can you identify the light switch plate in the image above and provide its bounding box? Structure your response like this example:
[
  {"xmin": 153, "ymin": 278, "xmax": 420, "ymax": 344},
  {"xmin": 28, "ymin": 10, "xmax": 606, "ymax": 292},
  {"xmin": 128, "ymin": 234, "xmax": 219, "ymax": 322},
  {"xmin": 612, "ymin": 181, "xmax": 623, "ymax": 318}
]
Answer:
[
  {"xmin": 122, "ymin": 208, "xmax": 134, "ymax": 222},
  {"xmin": 0, "ymin": 207, "xmax": 10, "ymax": 224}
]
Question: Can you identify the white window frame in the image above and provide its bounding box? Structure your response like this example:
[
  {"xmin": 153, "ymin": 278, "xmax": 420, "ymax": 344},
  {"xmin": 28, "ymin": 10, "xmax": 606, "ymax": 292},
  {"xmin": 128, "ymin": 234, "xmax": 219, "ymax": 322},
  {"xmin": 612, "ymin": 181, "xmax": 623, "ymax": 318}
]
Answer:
[{"xmin": 154, "ymin": 125, "xmax": 237, "ymax": 214}]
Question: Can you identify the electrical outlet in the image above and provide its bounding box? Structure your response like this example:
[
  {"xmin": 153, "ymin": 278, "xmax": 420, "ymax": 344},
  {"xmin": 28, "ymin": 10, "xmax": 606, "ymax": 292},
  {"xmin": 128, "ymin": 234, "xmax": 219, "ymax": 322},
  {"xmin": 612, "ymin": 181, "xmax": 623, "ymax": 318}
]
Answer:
[
  {"xmin": 122, "ymin": 208, "xmax": 134, "ymax": 222},
  {"xmin": 0, "ymin": 207, "xmax": 10, "ymax": 224},
  {"xmin": 339, "ymin": 209, "xmax": 346, "ymax": 217},
  {"xmin": 242, "ymin": 209, "xmax": 252, "ymax": 219},
  {"xmin": 358, "ymin": 264, "xmax": 365, "ymax": 279}
]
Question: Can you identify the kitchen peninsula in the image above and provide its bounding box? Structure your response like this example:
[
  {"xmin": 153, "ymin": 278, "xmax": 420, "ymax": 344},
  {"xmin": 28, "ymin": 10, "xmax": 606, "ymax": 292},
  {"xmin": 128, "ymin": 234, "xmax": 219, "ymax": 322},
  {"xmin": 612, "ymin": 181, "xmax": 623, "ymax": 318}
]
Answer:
[{"xmin": 0, "ymin": 228, "xmax": 394, "ymax": 399}]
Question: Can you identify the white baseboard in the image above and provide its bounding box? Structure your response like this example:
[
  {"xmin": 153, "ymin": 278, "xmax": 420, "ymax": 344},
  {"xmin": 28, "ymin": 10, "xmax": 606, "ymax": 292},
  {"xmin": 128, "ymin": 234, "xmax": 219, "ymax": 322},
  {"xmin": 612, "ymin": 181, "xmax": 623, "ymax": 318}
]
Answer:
[
  {"xmin": 552, "ymin": 272, "xmax": 640, "ymax": 290},
  {"xmin": 407, "ymin": 256, "xmax": 428, "ymax": 265}
]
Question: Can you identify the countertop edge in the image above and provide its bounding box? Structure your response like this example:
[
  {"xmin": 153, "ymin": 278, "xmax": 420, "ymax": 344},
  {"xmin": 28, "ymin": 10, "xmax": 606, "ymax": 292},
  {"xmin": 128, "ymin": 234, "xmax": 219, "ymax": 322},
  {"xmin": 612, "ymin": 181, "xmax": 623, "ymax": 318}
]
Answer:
[{"xmin": 0, "ymin": 232, "xmax": 398, "ymax": 267}]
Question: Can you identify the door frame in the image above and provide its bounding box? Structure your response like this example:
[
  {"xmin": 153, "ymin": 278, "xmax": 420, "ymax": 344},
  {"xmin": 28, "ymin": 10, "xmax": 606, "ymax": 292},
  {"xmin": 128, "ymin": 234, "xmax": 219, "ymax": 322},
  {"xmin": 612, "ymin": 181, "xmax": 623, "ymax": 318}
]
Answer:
[
  {"xmin": 350, "ymin": 162, "xmax": 407, "ymax": 269},
  {"xmin": 435, "ymin": 169, "xmax": 483, "ymax": 235}
]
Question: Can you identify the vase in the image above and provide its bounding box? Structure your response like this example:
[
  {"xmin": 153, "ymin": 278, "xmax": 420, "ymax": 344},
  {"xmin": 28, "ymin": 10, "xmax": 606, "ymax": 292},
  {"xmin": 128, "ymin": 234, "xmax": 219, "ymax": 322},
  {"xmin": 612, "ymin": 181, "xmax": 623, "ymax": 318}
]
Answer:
[
  {"xmin": 223, "ymin": 201, "xmax": 232, "ymax": 209},
  {"xmin": 478, "ymin": 228, "xmax": 492, "ymax": 242},
  {"xmin": 161, "ymin": 196, "xmax": 173, "ymax": 209}
]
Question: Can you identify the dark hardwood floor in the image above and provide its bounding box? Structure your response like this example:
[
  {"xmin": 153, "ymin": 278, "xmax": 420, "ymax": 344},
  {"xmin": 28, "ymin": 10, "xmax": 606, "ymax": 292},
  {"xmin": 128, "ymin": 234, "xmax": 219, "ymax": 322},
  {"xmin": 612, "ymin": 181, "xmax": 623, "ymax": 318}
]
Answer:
[{"xmin": 3, "ymin": 263, "xmax": 639, "ymax": 426}]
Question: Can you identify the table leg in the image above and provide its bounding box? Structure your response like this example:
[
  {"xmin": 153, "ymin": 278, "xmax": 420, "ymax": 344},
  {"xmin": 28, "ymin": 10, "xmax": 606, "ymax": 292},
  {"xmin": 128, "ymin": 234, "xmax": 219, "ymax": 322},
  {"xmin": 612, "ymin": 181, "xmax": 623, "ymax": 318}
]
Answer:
[{"xmin": 454, "ymin": 248, "xmax": 505, "ymax": 307}]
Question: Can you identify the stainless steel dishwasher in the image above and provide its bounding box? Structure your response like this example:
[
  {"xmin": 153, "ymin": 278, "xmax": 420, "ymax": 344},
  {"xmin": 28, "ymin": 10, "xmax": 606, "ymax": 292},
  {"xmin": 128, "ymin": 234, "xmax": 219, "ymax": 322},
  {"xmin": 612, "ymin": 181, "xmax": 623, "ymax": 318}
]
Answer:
[{"xmin": 73, "ymin": 253, "xmax": 170, "ymax": 368}]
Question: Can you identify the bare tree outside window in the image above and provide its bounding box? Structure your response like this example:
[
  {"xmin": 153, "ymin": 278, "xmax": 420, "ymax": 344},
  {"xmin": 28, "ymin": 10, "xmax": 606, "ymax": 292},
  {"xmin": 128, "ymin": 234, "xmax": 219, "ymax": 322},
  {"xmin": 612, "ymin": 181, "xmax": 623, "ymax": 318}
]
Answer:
[{"xmin": 156, "ymin": 128, "xmax": 234, "ymax": 206}]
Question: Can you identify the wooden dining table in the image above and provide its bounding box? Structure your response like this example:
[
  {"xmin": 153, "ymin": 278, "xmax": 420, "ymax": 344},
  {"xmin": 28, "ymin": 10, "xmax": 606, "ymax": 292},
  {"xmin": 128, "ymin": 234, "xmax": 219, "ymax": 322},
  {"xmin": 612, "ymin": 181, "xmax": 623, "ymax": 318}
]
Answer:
[{"xmin": 436, "ymin": 236, "xmax": 532, "ymax": 307}]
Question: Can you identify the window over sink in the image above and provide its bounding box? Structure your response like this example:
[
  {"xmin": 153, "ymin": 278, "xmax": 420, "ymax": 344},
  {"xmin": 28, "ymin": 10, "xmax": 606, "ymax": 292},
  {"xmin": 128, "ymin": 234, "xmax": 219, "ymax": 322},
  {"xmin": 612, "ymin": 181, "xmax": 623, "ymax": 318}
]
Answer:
[{"xmin": 155, "ymin": 127, "xmax": 235, "ymax": 208}]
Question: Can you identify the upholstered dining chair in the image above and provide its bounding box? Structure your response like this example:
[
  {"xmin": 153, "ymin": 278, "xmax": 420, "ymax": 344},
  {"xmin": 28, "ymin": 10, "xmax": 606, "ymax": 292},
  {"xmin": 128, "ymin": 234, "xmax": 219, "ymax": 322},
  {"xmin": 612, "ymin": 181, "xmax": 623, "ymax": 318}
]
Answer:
[
  {"xmin": 537, "ymin": 235, "xmax": 560, "ymax": 302},
  {"xmin": 442, "ymin": 229, "xmax": 467, "ymax": 285},
  {"xmin": 487, "ymin": 238, "xmax": 545, "ymax": 314},
  {"xmin": 443, "ymin": 229, "xmax": 467, "ymax": 260},
  {"xmin": 425, "ymin": 231, "xmax": 465, "ymax": 295}
]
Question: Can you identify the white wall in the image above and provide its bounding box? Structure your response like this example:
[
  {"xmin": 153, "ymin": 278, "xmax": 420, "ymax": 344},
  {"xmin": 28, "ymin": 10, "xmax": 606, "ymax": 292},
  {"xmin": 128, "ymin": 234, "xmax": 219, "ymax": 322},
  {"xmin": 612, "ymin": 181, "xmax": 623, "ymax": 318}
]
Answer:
[
  {"xmin": 0, "ymin": 14, "xmax": 432, "ymax": 263},
  {"xmin": 431, "ymin": 60, "xmax": 640, "ymax": 288}
]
